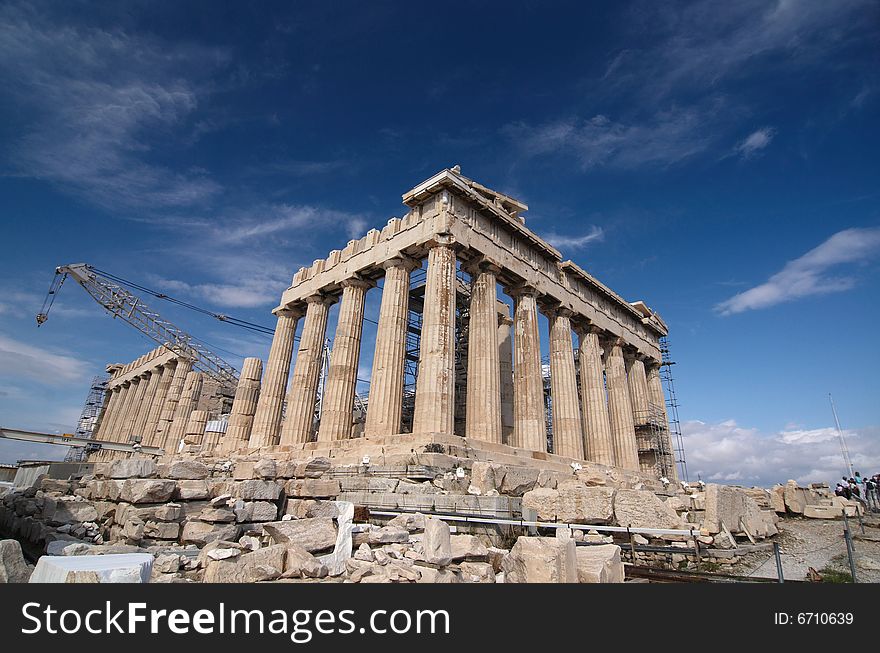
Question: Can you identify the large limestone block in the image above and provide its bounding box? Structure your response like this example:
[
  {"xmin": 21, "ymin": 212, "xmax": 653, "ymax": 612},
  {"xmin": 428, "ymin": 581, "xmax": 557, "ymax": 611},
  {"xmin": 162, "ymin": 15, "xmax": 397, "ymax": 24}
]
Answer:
[
  {"xmin": 450, "ymin": 534, "xmax": 488, "ymax": 561},
  {"xmin": 30, "ymin": 554, "xmax": 154, "ymax": 583},
  {"xmin": 469, "ymin": 462, "xmax": 501, "ymax": 495},
  {"xmin": 45, "ymin": 499, "xmax": 98, "ymax": 525},
  {"xmin": 262, "ymin": 518, "xmax": 338, "ymax": 553},
  {"xmin": 502, "ymin": 536, "xmax": 577, "ymax": 583},
  {"xmin": 339, "ymin": 477, "xmax": 399, "ymax": 493},
  {"xmin": 162, "ymin": 460, "xmax": 210, "ymax": 480},
  {"xmin": 522, "ymin": 488, "xmax": 559, "ymax": 521},
  {"xmin": 175, "ymin": 480, "xmax": 210, "ymax": 500},
  {"xmin": 233, "ymin": 480, "xmax": 282, "ymax": 501},
  {"xmin": 423, "ymin": 518, "xmax": 452, "ymax": 566},
  {"xmin": 703, "ymin": 484, "xmax": 766, "ymax": 535},
  {"xmin": 180, "ymin": 521, "xmax": 241, "ymax": 546},
  {"xmin": 575, "ymin": 544, "xmax": 624, "ymax": 583},
  {"xmin": 803, "ymin": 505, "xmax": 839, "ymax": 519},
  {"xmin": 613, "ymin": 489, "xmax": 682, "ymax": 530},
  {"xmin": 286, "ymin": 479, "xmax": 341, "ymax": 498},
  {"xmin": 204, "ymin": 544, "xmax": 286, "ymax": 583},
  {"xmin": 121, "ymin": 479, "xmax": 177, "ymax": 504},
  {"xmin": 459, "ymin": 561, "xmax": 495, "ymax": 583},
  {"xmin": 556, "ymin": 483, "xmax": 615, "ymax": 524},
  {"xmin": 499, "ymin": 467, "xmax": 539, "ymax": 496},
  {"xmin": 770, "ymin": 485, "xmax": 786, "ymax": 513},
  {"xmin": 285, "ymin": 499, "xmax": 340, "ymax": 519},
  {"xmin": 783, "ymin": 481, "xmax": 807, "ymax": 514},
  {"xmin": 284, "ymin": 544, "xmax": 328, "ymax": 578},
  {"xmin": 107, "ymin": 458, "xmax": 157, "ymax": 479},
  {"xmin": 0, "ymin": 540, "xmax": 31, "ymax": 583}
]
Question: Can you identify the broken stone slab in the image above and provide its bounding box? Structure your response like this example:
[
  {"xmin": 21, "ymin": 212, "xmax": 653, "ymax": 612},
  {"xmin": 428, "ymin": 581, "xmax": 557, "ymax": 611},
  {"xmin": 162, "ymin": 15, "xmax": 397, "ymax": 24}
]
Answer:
[
  {"xmin": 253, "ymin": 459, "xmax": 277, "ymax": 480},
  {"xmin": 557, "ymin": 484, "xmax": 615, "ymax": 523},
  {"xmin": 365, "ymin": 526, "xmax": 409, "ymax": 545},
  {"xmin": 284, "ymin": 499, "xmax": 339, "ymax": 519},
  {"xmin": 459, "ymin": 561, "xmax": 496, "ymax": 583},
  {"xmin": 498, "ymin": 467, "xmax": 539, "ymax": 496},
  {"xmin": 613, "ymin": 489, "xmax": 682, "ymax": 530},
  {"xmin": 234, "ymin": 501, "xmax": 279, "ymax": 523},
  {"xmin": 262, "ymin": 518, "xmax": 337, "ymax": 553},
  {"xmin": 502, "ymin": 536, "xmax": 577, "ymax": 583},
  {"xmin": 295, "ymin": 457, "xmax": 332, "ymax": 478},
  {"xmin": 143, "ymin": 521, "xmax": 180, "ymax": 540},
  {"xmin": 703, "ymin": 484, "xmax": 767, "ymax": 536},
  {"xmin": 469, "ymin": 462, "xmax": 501, "ymax": 495},
  {"xmin": 339, "ymin": 477, "xmax": 399, "ymax": 493},
  {"xmin": 783, "ymin": 481, "xmax": 807, "ymax": 514},
  {"xmin": 44, "ymin": 499, "xmax": 98, "ymax": 525},
  {"xmin": 175, "ymin": 480, "xmax": 210, "ymax": 501},
  {"xmin": 423, "ymin": 518, "xmax": 452, "ymax": 566},
  {"xmin": 204, "ymin": 544, "xmax": 286, "ymax": 583},
  {"xmin": 161, "ymin": 460, "xmax": 209, "ymax": 480},
  {"xmin": 106, "ymin": 458, "xmax": 158, "ymax": 480},
  {"xmin": 521, "ymin": 487, "xmax": 559, "ymax": 521},
  {"xmin": 386, "ymin": 512, "xmax": 426, "ymax": 532},
  {"xmin": 30, "ymin": 553, "xmax": 154, "ymax": 583},
  {"xmin": 40, "ymin": 478, "xmax": 73, "ymax": 494},
  {"xmin": 232, "ymin": 480, "xmax": 281, "ymax": 501},
  {"xmin": 121, "ymin": 479, "xmax": 177, "ymax": 504},
  {"xmin": 284, "ymin": 544, "xmax": 328, "ymax": 578},
  {"xmin": 0, "ymin": 539, "xmax": 32, "ymax": 583},
  {"xmin": 450, "ymin": 534, "xmax": 488, "ymax": 561},
  {"xmin": 803, "ymin": 504, "xmax": 841, "ymax": 519},
  {"xmin": 415, "ymin": 566, "xmax": 460, "ymax": 583},
  {"xmin": 575, "ymin": 544, "xmax": 624, "ymax": 583},
  {"xmin": 285, "ymin": 479, "xmax": 341, "ymax": 498},
  {"xmin": 199, "ymin": 507, "xmax": 236, "ymax": 523},
  {"xmin": 180, "ymin": 521, "xmax": 241, "ymax": 546},
  {"xmin": 769, "ymin": 485, "xmax": 786, "ymax": 513}
]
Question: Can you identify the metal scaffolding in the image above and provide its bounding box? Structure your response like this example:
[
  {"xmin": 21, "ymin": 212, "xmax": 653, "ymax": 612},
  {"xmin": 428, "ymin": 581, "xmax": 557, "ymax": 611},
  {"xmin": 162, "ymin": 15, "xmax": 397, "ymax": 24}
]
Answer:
[
  {"xmin": 65, "ymin": 375, "xmax": 110, "ymax": 462},
  {"xmin": 660, "ymin": 336, "xmax": 688, "ymax": 482}
]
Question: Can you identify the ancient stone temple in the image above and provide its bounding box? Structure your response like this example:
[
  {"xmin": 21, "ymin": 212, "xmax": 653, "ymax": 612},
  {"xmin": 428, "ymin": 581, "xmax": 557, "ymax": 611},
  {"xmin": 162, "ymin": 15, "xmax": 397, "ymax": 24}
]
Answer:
[
  {"xmin": 86, "ymin": 168, "xmax": 676, "ymax": 480},
  {"xmin": 243, "ymin": 167, "xmax": 676, "ymax": 479}
]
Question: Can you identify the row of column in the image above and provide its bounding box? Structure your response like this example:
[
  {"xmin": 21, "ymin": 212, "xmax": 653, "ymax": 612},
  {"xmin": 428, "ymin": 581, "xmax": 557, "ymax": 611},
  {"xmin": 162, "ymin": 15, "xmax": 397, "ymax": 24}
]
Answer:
[
  {"xmin": 94, "ymin": 357, "xmax": 205, "ymax": 452},
  {"xmin": 234, "ymin": 238, "xmax": 672, "ymax": 478}
]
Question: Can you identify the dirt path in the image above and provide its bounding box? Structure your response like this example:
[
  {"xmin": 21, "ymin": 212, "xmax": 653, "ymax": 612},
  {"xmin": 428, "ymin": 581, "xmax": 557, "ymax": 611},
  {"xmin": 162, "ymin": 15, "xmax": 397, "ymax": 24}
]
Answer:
[{"xmin": 731, "ymin": 514, "xmax": 880, "ymax": 582}]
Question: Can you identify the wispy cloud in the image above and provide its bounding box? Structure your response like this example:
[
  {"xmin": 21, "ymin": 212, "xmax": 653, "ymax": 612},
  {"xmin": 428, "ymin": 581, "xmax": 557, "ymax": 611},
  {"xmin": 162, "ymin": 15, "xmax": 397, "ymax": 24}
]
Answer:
[
  {"xmin": 683, "ymin": 418, "xmax": 880, "ymax": 487},
  {"xmin": 542, "ymin": 225, "xmax": 605, "ymax": 250},
  {"xmin": 0, "ymin": 332, "xmax": 90, "ymax": 385},
  {"xmin": 733, "ymin": 127, "xmax": 776, "ymax": 159},
  {"xmin": 715, "ymin": 226, "xmax": 880, "ymax": 315},
  {"xmin": 505, "ymin": 101, "xmax": 726, "ymax": 170},
  {"xmin": 0, "ymin": 3, "xmax": 228, "ymax": 211}
]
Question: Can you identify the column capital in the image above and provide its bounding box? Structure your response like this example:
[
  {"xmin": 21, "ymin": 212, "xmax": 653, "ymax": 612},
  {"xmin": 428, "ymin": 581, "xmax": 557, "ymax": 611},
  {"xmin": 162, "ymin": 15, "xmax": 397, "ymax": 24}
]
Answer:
[
  {"xmin": 381, "ymin": 255, "xmax": 421, "ymax": 272},
  {"xmin": 504, "ymin": 283, "xmax": 539, "ymax": 299},
  {"xmin": 305, "ymin": 293, "xmax": 338, "ymax": 306},
  {"xmin": 274, "ymin": 305, "xmax": 305, "ymax": 319},
  {"xmin": 461, "ymin": 255, "xmax": 502, "ymax": 277},
  {"xmin": 340, "ymin": 275, "xmax": 376, "ymax": 291}
]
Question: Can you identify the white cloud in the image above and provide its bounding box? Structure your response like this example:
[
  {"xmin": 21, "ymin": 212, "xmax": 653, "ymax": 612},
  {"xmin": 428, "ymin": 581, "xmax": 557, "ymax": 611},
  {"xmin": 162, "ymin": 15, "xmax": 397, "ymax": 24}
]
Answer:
[
  {"xmin": 715, "ymin": 226, "xmax": 880, "ymax": 315},
  {"xmin": 733, "ymin": 127, "xmax": 776, "ymax": 158},
  {"xmin": 682, "ymin": 418, "xmax": 880, "ymax": 487},
  {"xmin": 0, "ymin": 332, "xmax": 90, "ymax": 385},
  {"xmin": 542, "ymin": 225, "xmax": 605, "ymax": 250},
  {"xmin": 0, "ymin": 3, "xmax": 226, "ymax": 210}
]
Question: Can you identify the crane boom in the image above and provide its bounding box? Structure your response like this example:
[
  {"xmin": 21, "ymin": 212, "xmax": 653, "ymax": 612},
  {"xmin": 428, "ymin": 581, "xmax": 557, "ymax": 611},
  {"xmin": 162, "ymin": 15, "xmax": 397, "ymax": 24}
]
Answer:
[{"xmin": 37, "ymin": 263, "xmax": 239, "ymax": 385}]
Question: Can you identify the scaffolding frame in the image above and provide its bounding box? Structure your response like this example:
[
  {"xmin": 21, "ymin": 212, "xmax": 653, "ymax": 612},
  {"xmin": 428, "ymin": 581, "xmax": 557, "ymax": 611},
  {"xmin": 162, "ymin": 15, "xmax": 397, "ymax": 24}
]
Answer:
[
  {"xmin": 660, "ymin": 336, "xmax": 688, "ymax": 482},
  {"xmin": 65, "ymin": 375, "xmax": 110, "ymax": 462}
]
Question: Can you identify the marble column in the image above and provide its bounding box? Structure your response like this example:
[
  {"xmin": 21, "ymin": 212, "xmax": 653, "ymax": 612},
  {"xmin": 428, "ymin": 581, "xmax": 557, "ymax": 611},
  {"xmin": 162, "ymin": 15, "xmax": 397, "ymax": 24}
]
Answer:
[
  {"xmin": 131, "ymin": 369, "xmax": 159, "ymax": 442},
  {"xmin": 225, "ymin": 357, "xmax": 263, "ymax": 451},
  {"xmin": 249, "ymin": 310, "xmax": 301, "ymax": 447},
  {"xmin": 108, "ymin": 381, "xmax": 134, "ymax": 441},
  {"xmin": 547, "ymin": 308, "xmax": 584, "ymax": 459},
  {"xmin": 279, "ymin": 294, "xmax": 335, "ymax": 445},
  {"xmin": 627, "ymin": 355, "xmax": 651, "ymax": 425},
  {"xmin": 94, "ymin": 386, "xmax": 122, "ymax": 441},
  {"xmin": 183, "ymin": 409, "xmax": 209, "ymax": 446},
  {"xmin": 498, "ymin": 311, "xmax": 515, "ymax": 445},
  {"xmin": 413, "ymin": 239, "xmax": 457, "ymax": 435},
  {"xmin": 576, "ymin": 327, "xmax": 615, "ymax": 467},
  {"xmin": 167, "ymin": 371, "xmax": 204, "ymax": 446},
  {"xmin": 464, "ymin": 262, "xmax": 503, "ymax": 444},
  {"xmin": 318, "ymin": 278, "xmax": 372, "ymax": 441},
  {"xmin": 509, "ymin": 286, "xmax": 546, "ymax": 452},
  {"xmin": 646, "ymin": 361, "xmax": 678, "ymax": 480},
  {"xmin": 142, "ymin": 361, "xmax": 175, "ymax": 446},
  {"xmin": 156, "ymin": 358, "xmax": 193, "ymax": 447},
  {"xmin": 118, "ymin": 375, "xmax": 148, "ymax": 441},
  {"xmin": 364, "ymin": 258, "xmax": 417, "ymax": 437},
  {"xmin": 603, "ymin": 338, "xmax": 639, "ymax": 471}
]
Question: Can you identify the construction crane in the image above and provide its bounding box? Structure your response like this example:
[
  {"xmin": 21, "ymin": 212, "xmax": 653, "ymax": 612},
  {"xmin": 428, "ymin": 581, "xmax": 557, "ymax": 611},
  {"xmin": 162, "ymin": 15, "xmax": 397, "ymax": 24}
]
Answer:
[{"xmin": 37, "ymin": 263, "xmax": 239, "ymax": 385}]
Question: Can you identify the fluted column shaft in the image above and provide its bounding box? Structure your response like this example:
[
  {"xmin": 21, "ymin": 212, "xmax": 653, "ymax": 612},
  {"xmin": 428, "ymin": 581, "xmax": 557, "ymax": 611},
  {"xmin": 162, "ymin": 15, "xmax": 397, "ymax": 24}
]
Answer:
[
  {"xmin": 226, "ymin": 357, "xmax": 264, "ymax": 451},
  {"xmin": 364, "ymin": 258, "xmax": 416, "ymax": 437},
  {"xmin": 131, "ymin": 370, "xmax": 159, "ymax": 442},
  {"xmin": 577, "ymin": 328, "xmax": 615, "ymax": 466},
  {"xmin": 627, "ymin": 356, "xmax": 651, "ymax": 424},
  {"xmin": 107, "ymin": 383, "xmax": 133, "ymax": 441},
  {"xmin": 119, "ymin": 375, "xmax": 148, "ymax": 441},
  {"xmin": 318, "ymin": 279, "xmax": 371, "ymax": 441},
  {"xmin": 142, "ymin": 362, "xmax": 175, "ymax": 446},
  {"xmin": 604, "ymin": 340, "xmax": 639, "ymax": 471},
  {"xmin": 156, "ymin": 358, "xmax": 193, "ymax": 445},
  {"xmin": 498, "ymin": 314, "xmax": 515, "ymax": 445},
  {"xmin": 547, "ymin": 309, "xmax": 583, "ymax": 459},
  {"xmin": 413, "ymin": 241, "xmax": 457, "ymax": 435},
  {"xmin": 166, "ymin": 371, "xmax": 204, "ymax": 446},
  {"xmin": 95, "ymin": 387, "xmax": 122, "ymax": 441},
  {"xmin": 183, "ymin": 409, "xmax": 209, "ymax": 445},
  {"xmin": 250, "ymin": 311, "xmax": 300, "ymax": 447},
  {"xmin": 465, "ymin": 263, "xmax": 503, "ymax": 443},
  {"xmin": 510, "ymin": 287, "xmax": 546, "ymax": 452},
  {"xmin": 646, "ymin": 362, "xmax": 678, "ymax": 480},
  {"xmin": 280, "ymin": 295, "xmax": 334, "ymax": 445}
]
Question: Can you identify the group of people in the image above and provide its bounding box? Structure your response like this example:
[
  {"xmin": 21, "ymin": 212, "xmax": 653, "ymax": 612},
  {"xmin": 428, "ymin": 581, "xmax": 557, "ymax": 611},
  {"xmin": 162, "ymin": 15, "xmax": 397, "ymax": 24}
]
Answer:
[{"xmin": 834, "ymin": 472, "xmax": 880, "ymax": 511}]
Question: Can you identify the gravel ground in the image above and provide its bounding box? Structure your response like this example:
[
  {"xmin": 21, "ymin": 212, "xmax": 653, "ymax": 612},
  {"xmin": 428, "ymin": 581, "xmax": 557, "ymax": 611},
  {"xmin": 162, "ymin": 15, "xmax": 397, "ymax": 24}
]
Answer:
[{"xmin": 730, "ymin": 513, "xmax": 880, "ymax": 582}]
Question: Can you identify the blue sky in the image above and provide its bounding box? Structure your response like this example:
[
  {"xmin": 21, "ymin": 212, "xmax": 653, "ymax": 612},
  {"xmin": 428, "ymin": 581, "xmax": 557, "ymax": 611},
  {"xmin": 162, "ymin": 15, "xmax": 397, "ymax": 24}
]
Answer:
[{"xmin": 1, "ymin": 1, "xmax": 878, "ymax": 487}]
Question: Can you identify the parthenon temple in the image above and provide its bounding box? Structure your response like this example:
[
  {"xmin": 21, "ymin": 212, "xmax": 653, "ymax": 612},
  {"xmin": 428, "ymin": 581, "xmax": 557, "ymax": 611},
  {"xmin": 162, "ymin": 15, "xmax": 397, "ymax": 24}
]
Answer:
[{"xmin": 87, "ymin": 167, "xmax": 677, "ymax": 480}]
